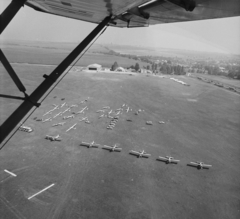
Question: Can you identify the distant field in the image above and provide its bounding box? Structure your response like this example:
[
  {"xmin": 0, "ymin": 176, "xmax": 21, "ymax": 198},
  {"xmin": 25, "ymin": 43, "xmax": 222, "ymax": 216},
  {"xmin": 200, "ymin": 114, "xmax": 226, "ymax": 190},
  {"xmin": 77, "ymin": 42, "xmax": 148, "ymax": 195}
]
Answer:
[
  {"xmin": 1, "ymin": 40, "xmax": 108, "ymax": 53},
  {"xmin": 103, "ymin": 43, "xmax": 238, "ymax": 59},
  {"xmin": 1, "ymin": 40, "xmax": 148, "ymax": 68},
  {"xmin": 0, "ymin": 61, "xmax": 240, "ymax": 219}
]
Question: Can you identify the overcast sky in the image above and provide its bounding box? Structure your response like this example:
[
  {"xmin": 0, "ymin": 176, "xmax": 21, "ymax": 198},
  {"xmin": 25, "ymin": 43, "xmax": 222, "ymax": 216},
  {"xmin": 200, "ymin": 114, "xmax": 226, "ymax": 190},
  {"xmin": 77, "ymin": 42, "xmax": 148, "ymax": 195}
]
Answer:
[{"xmin": 1, "ymin": 0, "xmax": 240, "ymax": 54}]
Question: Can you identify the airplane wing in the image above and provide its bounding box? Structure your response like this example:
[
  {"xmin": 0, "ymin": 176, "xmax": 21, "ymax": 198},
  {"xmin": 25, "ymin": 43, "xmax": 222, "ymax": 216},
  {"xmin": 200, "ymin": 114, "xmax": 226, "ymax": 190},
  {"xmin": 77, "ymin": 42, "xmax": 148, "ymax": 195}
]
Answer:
[
  {"xmin": 92, "ymin": 143, "xmax": 100, "ymax": 148},
  {"xmin": 26, "ymin": 0, "xmax": 240, "ymax": 28},
  {"xmin": 172, "ymin": 159, "xmax": 180, "ymax": 163},
  {"xmin": 103, "ymin": 145, "xmax": 122, "ymax": 151},
  {"xmin": 188, "ymin": 162, "xmax": 211, "ymax": 168},
  {"xmin": 142, "ymin": 153, "xmax": 151, "ymax": 158},
  {"xmin": 129, "ymin": 150, "xmax": 140, "ymax": 156},
  {"xmin": 202, "ymin": 164, "xmax": 212, "ymax": 169},
  {"xmin": 189, "ymin": 162, "xmax": 198, "ymax": 166},
  {"xmin": 80, "ymin": 142, "xmax": 90, "ymax": 147},
  {"xmin": 157, "ymin": 156, "xmax": 168, "ymax": 161},
  {"xmin": 103, "ymin": 145, "xmax": 112, "ymax": 150}
]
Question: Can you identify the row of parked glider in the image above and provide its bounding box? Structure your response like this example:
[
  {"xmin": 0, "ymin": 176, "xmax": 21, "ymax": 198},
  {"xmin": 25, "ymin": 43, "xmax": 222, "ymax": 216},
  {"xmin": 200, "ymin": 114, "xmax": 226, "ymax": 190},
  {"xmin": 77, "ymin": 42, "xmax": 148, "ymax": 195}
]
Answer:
[
  {"xmin": 79, "ymin": 141, "xmax": 211, "ymax": 170},
  {"xmin": 43, "ymin": 133, "xmax": 211, "ymax": 170},
  {"xmin": 170, "ymin": 77, "xmax": 190, "ymax": 86}
]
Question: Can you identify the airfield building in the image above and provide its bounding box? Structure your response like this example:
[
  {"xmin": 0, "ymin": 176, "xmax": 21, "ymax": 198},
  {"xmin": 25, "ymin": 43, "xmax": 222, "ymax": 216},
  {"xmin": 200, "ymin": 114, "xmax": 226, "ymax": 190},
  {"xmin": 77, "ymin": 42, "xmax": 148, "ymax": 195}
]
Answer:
[{"xmin": 87, "ymin": 63, "xmax": 102, "ymax": 72}]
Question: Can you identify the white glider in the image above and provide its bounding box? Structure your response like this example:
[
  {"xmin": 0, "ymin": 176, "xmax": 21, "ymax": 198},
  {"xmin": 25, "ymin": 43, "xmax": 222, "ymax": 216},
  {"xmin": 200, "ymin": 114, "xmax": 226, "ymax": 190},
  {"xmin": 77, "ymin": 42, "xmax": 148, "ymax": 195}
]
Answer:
[
  {"xmin": 66, "ymin": 123, "xmax": 77, "ymax": 132},
  {"xmin": 43, "ymin": 105, "xmax": 59, "ymax": 116},
  {"xmin": 42, "ymin": 117, "xmax": 52, "ymax": 122},
  {"xmin": 52, "ymin": 122, "xmax": 66, "ymax": 127},
  {"xmin": 60, "ymin": 102, "xmax": 66, "ymax": 108},
  {"xmin": 129, "ymin": 150, "xmax": 151, "ymax": 158},
  {"xmin": 157, "ymin": 156, "xmax": 180, "ymax": 164},
  {"xmin": 45, "ymin": 134, "xmax": 61, "ymax": 141},
  {"xmin": 78, "ymin": 117, "xmax": 88, "ymax": 122},
  {"xmin": 63, "ymin": 115, "xmax": 74, "ymax": 120},
  {"xmin": 102, "ymin": 144, "xmax": 122, "ymax": 152},
  {"xmin": 188, "ymin": 161, "xmax": 212, "ymax": 169},
  {"xmin": 80, "ymin": 141, "xmax": 100, "ymax": 148},
  {"xmin": 76, "ymin": 106, "xmax": 88, "ymax": 114},
  {"xmin": 53, "ymin": 112, "xmax": 62, "ymax": 118}
]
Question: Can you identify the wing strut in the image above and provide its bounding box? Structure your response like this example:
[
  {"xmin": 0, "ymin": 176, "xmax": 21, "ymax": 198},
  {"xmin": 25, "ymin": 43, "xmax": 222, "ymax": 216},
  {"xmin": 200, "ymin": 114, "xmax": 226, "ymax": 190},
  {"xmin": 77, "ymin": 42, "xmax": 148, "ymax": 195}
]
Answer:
[
  {"xmin": 0, "ymin": 0, "xmax": 27, "ymax": 35},
  {"xmin": 0, "ymin": 49, "xmax": 26, "ymax": 93},
  {"xmin": 0, "ymin": 15, "xmax": 112, "ymax": 146}
]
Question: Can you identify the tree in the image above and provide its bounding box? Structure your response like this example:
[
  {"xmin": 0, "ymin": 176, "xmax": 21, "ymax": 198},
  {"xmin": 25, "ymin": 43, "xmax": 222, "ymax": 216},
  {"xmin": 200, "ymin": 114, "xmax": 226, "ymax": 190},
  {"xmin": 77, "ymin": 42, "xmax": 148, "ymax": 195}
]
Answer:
[
  {"xmin": 181, "ymin": 66, "xmax": 185, "ymax": 75},
  {"xmin": 213, "ymin": 66, "xmax": 220, "ymax": 75},
  {"xmin": 160, "ymin": 63, "xmax": 168, "ymax": 74},
  {"xmin": 167, "ymin": 65, "xmax": 172, "ymax": 74},
  {"xmin": 176, "ymin": 65, "xmax": 181, "ymax": 75},
  {"xmin": 152, "ymin": 63, "xmax": 158, "ymax": 73},
  {"xmin": 111, "ymin": 61, "xmax": 119, "ymax": 71},
  {"xmin": 135, "ymin": 63, "xmax": 140, "ymax": 72}
]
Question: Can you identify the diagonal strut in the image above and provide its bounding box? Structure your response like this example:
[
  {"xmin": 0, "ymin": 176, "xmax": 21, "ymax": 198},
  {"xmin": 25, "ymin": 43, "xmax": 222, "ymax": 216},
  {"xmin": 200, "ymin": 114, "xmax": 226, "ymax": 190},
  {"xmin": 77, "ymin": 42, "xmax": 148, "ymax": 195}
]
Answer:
[{"xmin": 0, "ymin": 15, "xmax": 112, "ymax": 146}]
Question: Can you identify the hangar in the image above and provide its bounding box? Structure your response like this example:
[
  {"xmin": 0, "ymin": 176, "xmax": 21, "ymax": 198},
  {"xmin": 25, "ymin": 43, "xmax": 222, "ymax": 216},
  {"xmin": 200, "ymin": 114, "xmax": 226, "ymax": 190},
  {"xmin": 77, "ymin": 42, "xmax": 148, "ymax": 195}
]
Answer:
[{"xmin": 87, "ymin": 63, "xmax": 102, "ymax": 71}]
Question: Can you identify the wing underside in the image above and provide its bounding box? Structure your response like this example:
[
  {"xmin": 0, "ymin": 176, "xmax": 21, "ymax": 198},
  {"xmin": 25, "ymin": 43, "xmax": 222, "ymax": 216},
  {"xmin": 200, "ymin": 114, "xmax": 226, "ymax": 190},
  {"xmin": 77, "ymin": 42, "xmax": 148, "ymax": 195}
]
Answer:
[{"xmin": 25, "ymin": 0, "xmax": 240, "ymax": 28}]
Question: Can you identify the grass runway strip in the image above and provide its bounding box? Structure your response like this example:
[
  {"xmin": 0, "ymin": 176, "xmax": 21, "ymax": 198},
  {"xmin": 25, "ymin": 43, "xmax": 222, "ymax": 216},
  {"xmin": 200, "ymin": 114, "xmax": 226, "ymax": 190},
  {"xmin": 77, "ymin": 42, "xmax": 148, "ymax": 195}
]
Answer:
[
  {"xmin": 4, "ymin": 169, "xmax": 17, "ymax": 177},
  {"xmin": 28, "ymin": 183, "xmax": 55, "ymax": 200}
]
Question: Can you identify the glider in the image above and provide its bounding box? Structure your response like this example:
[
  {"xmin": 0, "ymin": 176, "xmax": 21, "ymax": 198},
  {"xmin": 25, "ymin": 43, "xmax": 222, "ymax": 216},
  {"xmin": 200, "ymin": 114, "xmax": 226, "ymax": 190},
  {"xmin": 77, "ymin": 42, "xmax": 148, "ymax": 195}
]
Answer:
[
  {"xmin": 63, "ymin": 115, "xmax": 75, "ymax": 120},
  {"xmin": 43, "ymin": 105, "xmax": 59, "ymax": 117},
  {"xmin": 60, "ymin": 108, "xmax": 71, "ymax": 116},
  {"xmin": 78, "ymin": 117, "xmax": 88, "ymax": 122},
  {"xmin": 53, "ymin": 112, "xmax": 62, "ymax": 118},
  {"xmin": 1, "ymin": 0, "xmax": 240, "ymax": 145},
  {"xmin": 188, "ymin": 161, "xmax": 212, "ymax": 169},
  {"xmin": 18, "ymin": 125, "xmax": 33, "ymax": 133},
  {"xmin": 45, "ymin": 134, "xmax": 61, "ymax": 141},
  {"xmin": 157, "ymin": 156, "xmax": 180, "ymax": 164},
  {"xmin": 60, "ymin": 102, "xmax": 67, "ymax": 108},
  {"xmin": 99, "ymin": 114, "xmax": 105, "ymax": 118},
  {"xmin": 76, "ymin": 106, "xmax": 88, "ymax": 114},
  {"xmin": 80, "ymin": 141, "xmax": 101, "ymax": 148},
  {"xmin": 66, "ymin": 123, "xmax": 77, "ymax": 132},
  {"xmin": 96, "ymin": 110, "xmax": 105, "ymax": 113},
  {"xmin": 129, "ymin": 150, "xmax": 151, "ymax": 158},
  {"xmin": 52, "ymin": 122, "xmax": 66, "ymax": 127},
  {"xmin": 102, "ymin": 144, "xmax": 122, "ymax": 152},
  {"xmin": 42, "ymin": 117, "xmax": 52, "ymax": 123}
]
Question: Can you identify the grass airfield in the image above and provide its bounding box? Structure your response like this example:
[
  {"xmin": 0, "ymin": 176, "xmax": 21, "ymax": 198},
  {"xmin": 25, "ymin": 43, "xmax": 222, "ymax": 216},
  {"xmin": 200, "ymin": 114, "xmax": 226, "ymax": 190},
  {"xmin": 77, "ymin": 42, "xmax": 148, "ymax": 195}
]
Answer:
[{"xmin": 0, "ymin": 66, "xmax": 240, "ymax": 219}]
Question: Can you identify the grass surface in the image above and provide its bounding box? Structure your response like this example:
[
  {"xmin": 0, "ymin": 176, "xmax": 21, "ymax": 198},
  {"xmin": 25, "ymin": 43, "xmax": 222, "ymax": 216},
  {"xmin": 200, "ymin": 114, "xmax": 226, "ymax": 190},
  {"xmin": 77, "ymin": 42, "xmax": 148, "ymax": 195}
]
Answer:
[{"xmin": 0, "ymin": 63, "xmax": 240, "ymax": 218}]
